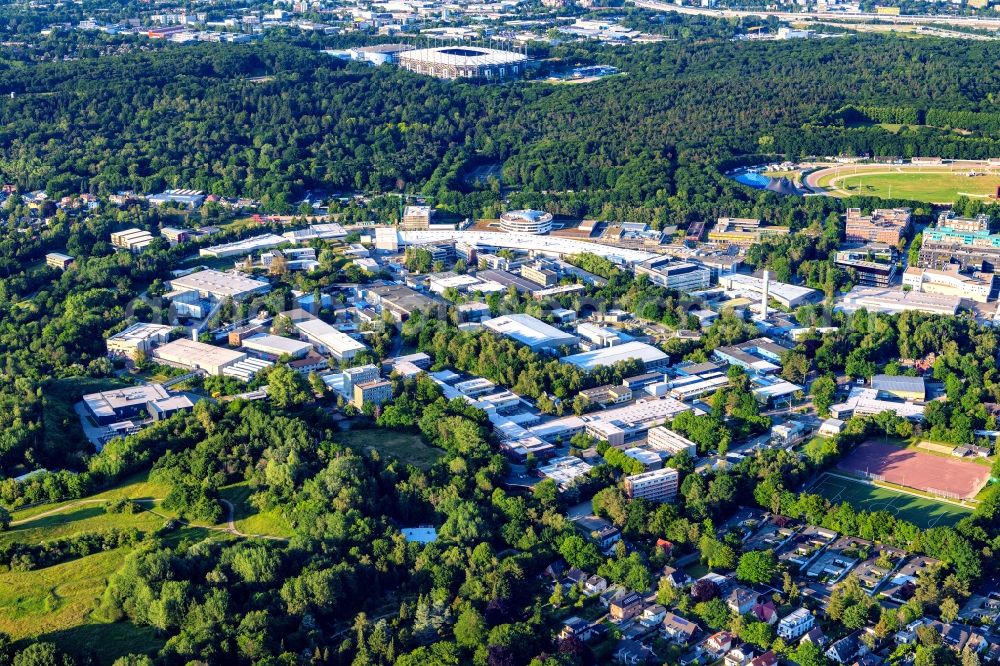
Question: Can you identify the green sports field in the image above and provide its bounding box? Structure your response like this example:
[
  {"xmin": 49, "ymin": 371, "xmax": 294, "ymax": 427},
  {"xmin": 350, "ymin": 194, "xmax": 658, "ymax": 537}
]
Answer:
[
  {"xmin": 817, "ymin": 169, "xmax": 1000, "ymax": 204},
  {"xmin": 811, "ymin": 473, "xmax": 972, "ymax": 529}
]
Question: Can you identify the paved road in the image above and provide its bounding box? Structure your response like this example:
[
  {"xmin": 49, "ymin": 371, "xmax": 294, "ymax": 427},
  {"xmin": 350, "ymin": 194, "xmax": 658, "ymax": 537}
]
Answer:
[{"xmin": 632, "ymin": 0, "xmax": 1000, "ymax": 30}]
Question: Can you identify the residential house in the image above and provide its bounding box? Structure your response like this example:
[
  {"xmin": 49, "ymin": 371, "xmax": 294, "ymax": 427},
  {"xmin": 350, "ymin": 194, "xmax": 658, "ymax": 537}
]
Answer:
[
  {"xmin": 614, "ymin": 639, "xmax": 655, "ymax": 665},
  {"xmin": 826, "ymin": 631, "xmax": 867, "ymax": 664},
  {"xmin": 777, "ymin": 607, "xmax": 816, "ymax": 641},
  {"xmin": 749, "ymin": 651, "xmax": 778, "ymax": 666},
  {"xmin": 661, "ymin": 611, "xmax": 700, "ymax": 644},
  {"xmin": 727, "ymin": 587, "xmax": 759, "ymax": 616},
  {"xmin": 584, "ymin": 575, "xmax": 609, "ymax": 596},
  {"xmin": 724, "ymin": 645, "xmax": 756, "ymax": 666},
  {"xmin": 638, "ymin": 604, "xmax": 667, "ymax": 629},
  {"xmin": 558, "ymin": 616, "xmax": 596, "ymax": 642},
  {"xmin": 661, "ymin": 566, "xmax": 690, "ymax": 589},
  {"xmin": 800, "ymin": 626, "xmax": 827, "ymax": 647},
  {"xmin": 565, "ymin": 567, "xmax": 588, "ymax": 587},
  {"xmin": 752, "ymin": 600, "xmax": 779, "ymax": 625},
  {"xmin": 704, "ymin": 631, "xmax": 735, "ymax": 657},
  {"xmin": 609, "ymin": 591, "xmax": 644, "ymax": 623}
]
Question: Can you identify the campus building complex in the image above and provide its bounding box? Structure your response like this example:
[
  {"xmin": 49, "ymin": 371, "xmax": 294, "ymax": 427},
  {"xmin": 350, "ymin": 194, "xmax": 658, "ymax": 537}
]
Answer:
[{"xmin": 844, "ymin": 208, "xmax": 911, "ymax": 244}]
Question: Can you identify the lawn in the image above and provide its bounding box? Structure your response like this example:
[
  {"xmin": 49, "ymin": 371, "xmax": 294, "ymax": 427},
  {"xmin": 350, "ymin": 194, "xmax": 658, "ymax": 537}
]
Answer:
[
  {"xmin": 819, "ymin": 169, "xmax": 1000, "ymax": 203},
  {"xmin": 811, "ymin": 473, "xmax": 972, "ymax": 529},
  {"xmin": 219, "ymin": 483, "xmax": 294, "ymax": 538},
  {"xmin": 337, "ymin": 429, "xmax": 444, "ymax": 470},
  {"xmin": 1, "ymin": 473, "xmax": 238, "ymax": 664}
]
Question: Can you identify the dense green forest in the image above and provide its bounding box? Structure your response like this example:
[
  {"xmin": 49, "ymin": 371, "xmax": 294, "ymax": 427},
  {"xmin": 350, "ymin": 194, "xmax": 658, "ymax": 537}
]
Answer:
[{"xmin": 1, "ymin": 37, "xmax": 1000, "ymax": 223}]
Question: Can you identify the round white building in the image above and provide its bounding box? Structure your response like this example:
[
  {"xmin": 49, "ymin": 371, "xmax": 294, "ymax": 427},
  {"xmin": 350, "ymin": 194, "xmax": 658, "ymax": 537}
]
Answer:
[{"xmin": 499, "ymin": 209, "xmax": 553, "ymax": 234}]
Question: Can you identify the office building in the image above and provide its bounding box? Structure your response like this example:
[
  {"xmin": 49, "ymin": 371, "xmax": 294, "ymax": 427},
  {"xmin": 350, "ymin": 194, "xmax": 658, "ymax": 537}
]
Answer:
[
  {"xmin": 352, "ymin": 378, "xmax": 393, "ymax": 409},
  {"xmin": 538, "ymin": 456, "xmax": 593, "ymax": 490},
  {"xmin": 624, "ymin": 468, "xmax": 679, "ymax": 503},
  {"xmin": 714, "ymin": 337, "xmax": 787, "ymax": 375},
  {"xmin": 520, "ymin": 262, "xmax": 559, "ymax": 287},
  {"xmin": 45, "ymin": 252, "xmax": 74, "ymax": 270},
  {"xmin": 400, "ymin": 205, "xmax": 432, "ymax": 230},
  {"xmin": 106, "ymin": 322, "xmax": 173, "ymax": 359},
  {"xmin": 561, "ymin": 341, "xmax": 669, "ymax": 372},
  {"xmin": 902, "ymin": 266, "xmax": 994, "ymax": 303},
  {"xmin": 151, "ymin": 338, "xmax": 247, "ymax": 376},
  {"xmin": 111, "ymin": 228, "xmax": 155, "ymax": 252},
  {"xmin": 576, "ymin": 323, "xmax": 621, "ymax": 348},
  {"xmin": 844, "ymin": 208, "xmax": 911, "ymax": 244},
  {"xmin": 834, "ymin": 245, "xmax": 897, "ymax": 287},
  {"xmin": 579, "ymin": 384, "xmax": 633, "ymax": 406},
  {"xmin": 646, "ymin": 426, "xmax": 697, "ymax": 457},
  {"xmin": 937, "ymin": 210, "xmax": 990, "ymax": 233},
  {"xmin": 293, "ymin": 317, "xmax": 367, "ymax": 362},
  {"xmin": 708, "ymin": 217, "xmax": 790, "ymax": 246},
  {"xmin": 634, "ymin": 257, "xmax": 712, "ymax": 292},
  {"xmin": 365, "ymin": 284, "xmax": 440, "ymax": 321},
  {"xmin": 83, "ymin": 382, "xmax": 171, "ymax": 425},
  {"xmin": 498, "ymin": 209, "xmax": 554, "ymax": 234},
  {"xmin": 483, "ymin": 314, "xmax": 578, "ymax": 352},
  {"xmin": 160, "ymin": 227, "xmax": 190, "ymax": 244}
]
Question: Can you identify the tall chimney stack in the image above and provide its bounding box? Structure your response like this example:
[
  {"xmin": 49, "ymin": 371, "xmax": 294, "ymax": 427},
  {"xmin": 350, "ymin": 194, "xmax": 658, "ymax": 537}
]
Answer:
[{"xmin": 761, "ymin": 270, "xmax": 770, "ymax": 317}]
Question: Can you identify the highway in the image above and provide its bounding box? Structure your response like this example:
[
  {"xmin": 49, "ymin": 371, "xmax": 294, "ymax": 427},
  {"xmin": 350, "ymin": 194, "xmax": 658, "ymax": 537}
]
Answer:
[{"xmin": 632, "ymin": 0, "xmax": 1000, "ymax": 30}]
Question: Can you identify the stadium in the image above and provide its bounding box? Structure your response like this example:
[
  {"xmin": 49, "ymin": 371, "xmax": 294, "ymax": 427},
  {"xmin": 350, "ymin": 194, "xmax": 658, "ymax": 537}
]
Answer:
[{"xmin": 397, "ymin": 45, "xmax": 531, "ymax": 81}]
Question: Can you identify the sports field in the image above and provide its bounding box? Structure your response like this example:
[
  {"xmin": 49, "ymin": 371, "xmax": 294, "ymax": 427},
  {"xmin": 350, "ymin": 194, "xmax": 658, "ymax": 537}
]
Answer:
[
  {"xmin": 812, "ymin": 473, "xmax": 971, "ymax": 529},
  {"xmin": 837, "ymin": 441, "xmax": 990, "ymax": 500},
  {"xmin": 808, "ymin": 163, "xmax": 1000, "ymax": 204}
]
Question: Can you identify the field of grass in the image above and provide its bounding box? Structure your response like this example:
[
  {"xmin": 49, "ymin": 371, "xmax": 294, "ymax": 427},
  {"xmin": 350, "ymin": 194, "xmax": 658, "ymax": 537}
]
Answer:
[
  {"xmin": 817, "ymin": 169, "xmax": 1000, "ymax": 203},
  {"xmin": 337, "ymin": 429, "xmax": 443, "ymax": 470},
  {"xmin": 812, "ymin": 473, "xmax": 972, "ymax": 529},
  {"xmin": 219, "ymin": 483, "xmax": 294, "ymax": 538},
  {"xmin": 0, "ymin": 471, "xmax": 257, "ymax": 663}
]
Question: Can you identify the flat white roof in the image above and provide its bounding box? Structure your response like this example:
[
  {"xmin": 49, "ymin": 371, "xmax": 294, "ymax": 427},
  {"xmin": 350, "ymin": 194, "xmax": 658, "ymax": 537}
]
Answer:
[
  {"xmin": 152, "ymin": 338, "xmax": 246, "ymax": 369},
  {"xmin": 168, "ymin": 269, "xmax": 270, "ymax": 300},
  {"xmin": 399, "ymin": 229, "xmax": 655, "ymax": 265},
  {"xmin": 561, "ymin": 341, "xmax": 667, "ymax": 371},
  {"xmin": 294, "ymin": 318, "xmax": 367, "ymax": 355},
  {"xmin": 199, "ymin": 233, "xmax": 287, "ymax": 258},
  {"xmin": 483, "ymin": 314, "xmax": 577, "ymax": 348},
  {"xmin": 107, "ymin": 322, "xmax": 173, "ymax": 343},
  {"xmin": 241, "ymin": 333, "xmax": 312, "ymax": 357},
  {"xmin": 83, "ymin": 383, "xmax": 169, "ymax": 419},
  {"xmin": 719, "ymin": 274, "xmax": 818, "ymax": 305}
]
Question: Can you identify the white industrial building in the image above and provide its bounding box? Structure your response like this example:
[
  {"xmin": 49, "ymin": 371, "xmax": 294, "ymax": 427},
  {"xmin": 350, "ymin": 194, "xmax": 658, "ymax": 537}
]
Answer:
[
  {"xmin": 482, "ymin": 314, "xmax": 578, "ymax": 352},
  {"xmin": 106, "ymin": 322, "xmax": 174, "ymax": 359},
  {"xmin": 902, "ymin": 266, "xmax": 993, "ymax": 303},
  {"xmin": 167, "ymin": 269, "xmax": 271, "ymax": 302},
  {"xmin": 531, "ymin": 398, "xmax": 692, "ymax": 447},
  {"xmin": 199, "ymin": 233, "xmax": 287, "ymax": 258},
  {"xmin": 837, "ymin": 286, "xmax": 961, "ymax": 316},
  {"xmin": 719, "ymin": 273, "xmax": 819, "ymax": 309},
  {"xmin": 293, "ymin": 317, "xmax": 367, "ymax": 362},
  {"xmin": 830, "ymin": 387, "xmax": 925, "ymax": 421},
  {"xmin": 561, "ymin": 341, "xmax": 669, "ymax": 372},
  {"xmin": 223, "ymin": 357, "xmax": 273, "ymax": 382},
  {"xmin": 151, "ymin": 338, "xmax": 247, "ymax": 376},
  {"xmin": 241, "ymin": 333, "xmax": 312, "ymax": 359},
  {"xmin": 282, "ymin": 223, "xmax": 347, "ymax": 243}
]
